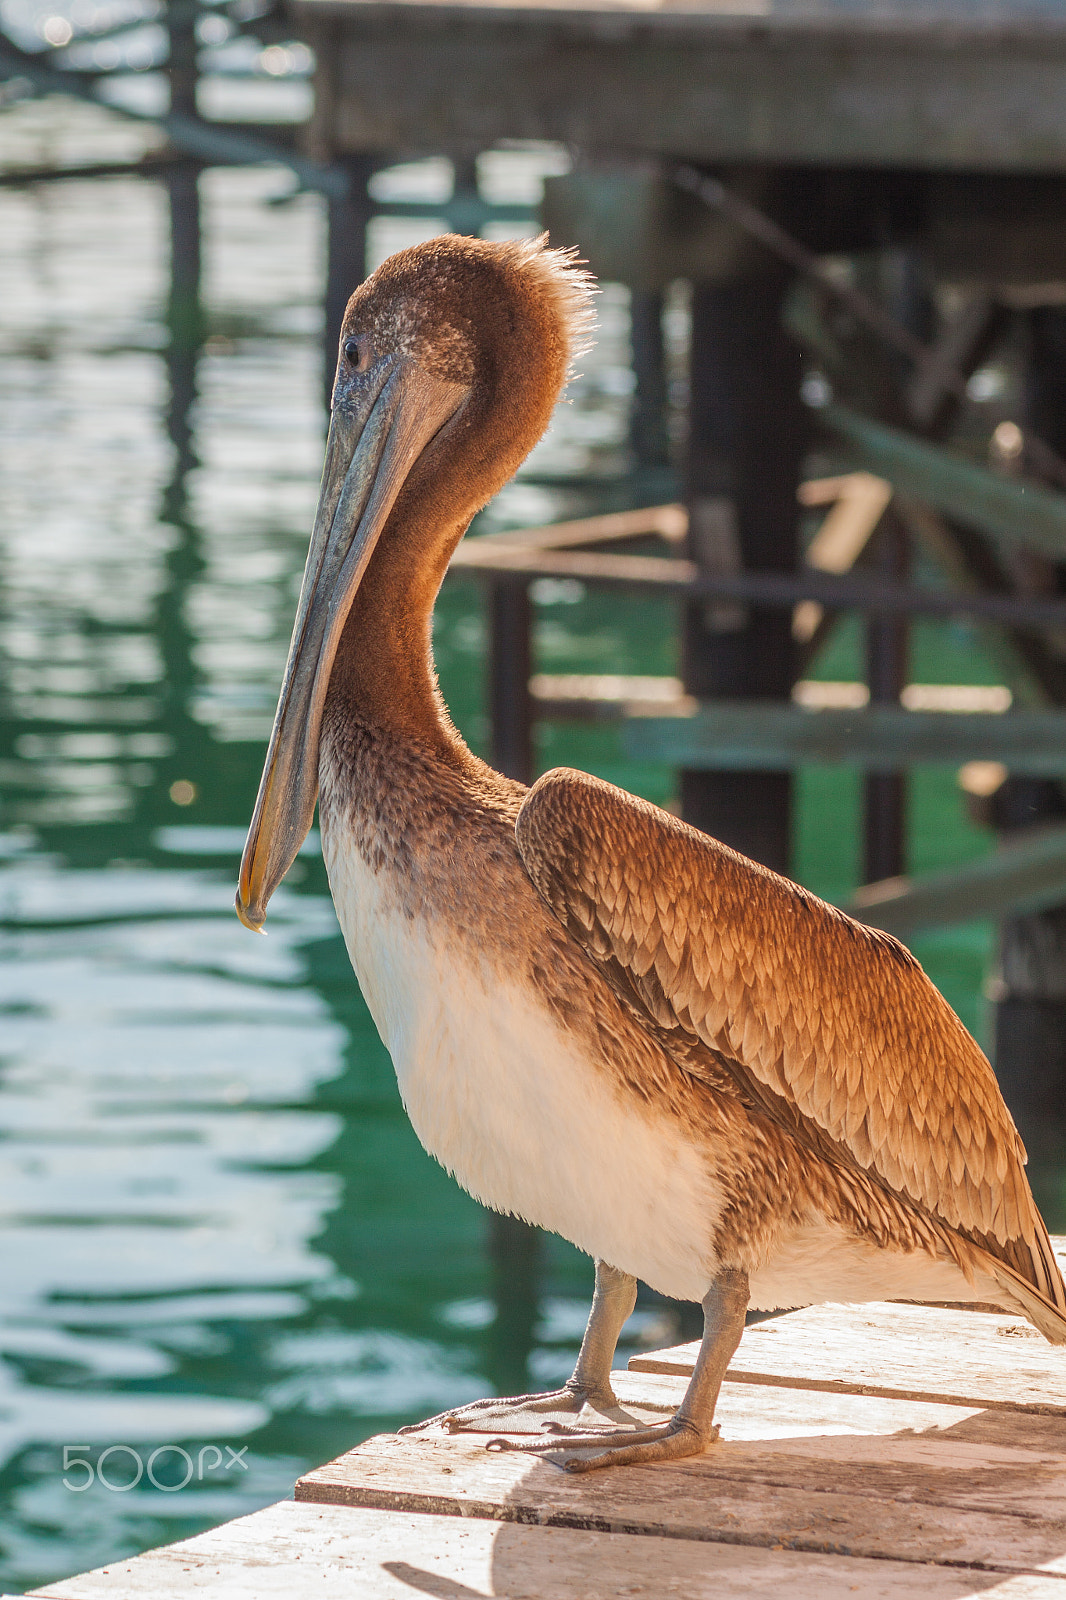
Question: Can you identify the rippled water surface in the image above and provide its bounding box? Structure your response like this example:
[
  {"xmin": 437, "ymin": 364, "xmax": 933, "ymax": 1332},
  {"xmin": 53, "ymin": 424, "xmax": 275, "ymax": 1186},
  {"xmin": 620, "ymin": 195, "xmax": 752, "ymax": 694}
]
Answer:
[
  {"xmin": 0, "ymin": 92, "xmax": 1044, "ymax": 1594},
  {"xmin": 0, "ymin": 96, "xmax": 680, "ymax": 1591}
]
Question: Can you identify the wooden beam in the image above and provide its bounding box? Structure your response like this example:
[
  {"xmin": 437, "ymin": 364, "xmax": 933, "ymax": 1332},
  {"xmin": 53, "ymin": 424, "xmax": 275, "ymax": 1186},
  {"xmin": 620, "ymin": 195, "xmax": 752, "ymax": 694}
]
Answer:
[
  {"xmin": 793, "ymin": 471, "xmax": 892, "ymax": 643},
  {"xmin": 531, "ymin": 675, "xmax": 1017, "ymax": 720},
  {"xmin": 820, "ymin": 402, "xmax": 1066, "ymax": 560},
  {"xmin": 299, "ymin": 12, "xmax": 1066, "ymax": 177},
  {"xmin": 324, "ymin": 156, "xmax": 374, "ymax": 406},
  {"xmin": 457, "ymin": 503, "xmax": 688, "ymax": 556},
  {"xmin": 452, "ymin": 544, "xmax": 697, "ymax": 586},
  {"xmin": 0, "ymin": 155, "xmax": 193, "ymax": 187},
  {"xmin": 847, "ymin": 822, "xmax": 1066, "ymax": 937},
  {"xmin": 452, "ymin": 542, "xmax": 1066, "ymax": 630},
  {"xmin": 676, "ymin": 275, "xmax": 803, "ymax": 874},
  {"xmin": 624, "ymin": 702, "xmax": 1066, "ymax": 773},
  {"xmin": 863, "ymin": 507, "xmax": 910, "ymax": 883}
]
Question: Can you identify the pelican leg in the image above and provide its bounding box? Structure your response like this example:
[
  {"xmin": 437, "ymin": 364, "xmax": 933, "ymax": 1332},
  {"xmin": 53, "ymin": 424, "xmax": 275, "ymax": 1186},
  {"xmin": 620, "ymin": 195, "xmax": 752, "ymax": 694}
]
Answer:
[
  {"xmin": 488, "ymin": 1266, "xmax": 749, "ymax": 1472},
  {"xmin": 399, "ymin": 1260, "xmax": 639, "ymax": 1436}
]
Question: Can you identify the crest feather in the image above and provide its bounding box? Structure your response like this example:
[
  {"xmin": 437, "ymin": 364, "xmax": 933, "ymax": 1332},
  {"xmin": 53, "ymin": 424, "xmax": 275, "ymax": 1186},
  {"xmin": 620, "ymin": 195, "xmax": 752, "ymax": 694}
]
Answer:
[{"xmin": 496, "ymin": 232, "xmax": 598, "ymax": 377}]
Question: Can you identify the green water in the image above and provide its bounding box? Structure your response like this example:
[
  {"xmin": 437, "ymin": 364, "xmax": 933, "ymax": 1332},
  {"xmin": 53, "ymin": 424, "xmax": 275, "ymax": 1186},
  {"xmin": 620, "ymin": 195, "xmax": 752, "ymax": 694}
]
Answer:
[{"xmin": 0, "ymin": 94, "xmax": 1032, "ymax": 1594}]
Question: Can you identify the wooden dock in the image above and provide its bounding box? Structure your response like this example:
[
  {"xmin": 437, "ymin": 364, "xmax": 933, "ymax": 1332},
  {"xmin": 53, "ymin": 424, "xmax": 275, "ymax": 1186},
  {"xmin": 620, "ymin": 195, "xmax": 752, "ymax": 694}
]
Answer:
[{"xmin": 26, "ymin": 1279, "xmax": 1066, "ymax": 1597}]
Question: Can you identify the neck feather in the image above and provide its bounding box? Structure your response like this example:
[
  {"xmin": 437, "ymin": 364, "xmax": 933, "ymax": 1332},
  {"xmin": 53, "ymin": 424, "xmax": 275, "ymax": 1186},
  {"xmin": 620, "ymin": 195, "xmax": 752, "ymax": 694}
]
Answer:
[
  {"xmin": 322, "ymin": 279, "xmax": 574, "ymax": 756},
  {"xmin": 324, "ymin": 502, "xmax": 469, "ymax": 759}
]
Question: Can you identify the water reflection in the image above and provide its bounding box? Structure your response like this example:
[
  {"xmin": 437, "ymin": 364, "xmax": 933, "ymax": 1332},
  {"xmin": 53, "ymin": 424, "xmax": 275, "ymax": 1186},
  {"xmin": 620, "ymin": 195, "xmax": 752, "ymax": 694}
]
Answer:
[{"xmin": 0, "ymin": 99, "xmax": 650, "ymax": 1591}]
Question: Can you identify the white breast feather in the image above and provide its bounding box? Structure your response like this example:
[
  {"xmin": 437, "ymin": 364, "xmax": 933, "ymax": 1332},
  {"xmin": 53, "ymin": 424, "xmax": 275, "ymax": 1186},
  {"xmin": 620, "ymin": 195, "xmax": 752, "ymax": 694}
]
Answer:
[{"xmin": 323, "ymin": 828, "xmax": 723, "ymax": 1302}]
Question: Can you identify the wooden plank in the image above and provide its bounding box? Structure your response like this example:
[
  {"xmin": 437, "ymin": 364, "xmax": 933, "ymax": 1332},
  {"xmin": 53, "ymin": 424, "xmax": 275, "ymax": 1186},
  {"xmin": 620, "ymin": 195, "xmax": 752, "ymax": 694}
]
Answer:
[
  {"xmin": 454, "ymin": 503, "xmax": 687, "ymax": 555},
  {"xmin": 794, "ymin": 471, "xmax": 892, "ymax": 643},
  {"xmin": 529, "ymin": 672, "xmax": 694, "ymax": 721},
  {"xmin": 530, "ymin": 674, "xmax": 1011, "ymax": 720},
  {"xmin": 30, "ymin": 1496, "xmax": 1066, "ymax": 1599},
  {"xmin": 455, "ymin": 472, "xmax": 1010, "ymax": 571},
  {"xmin": 293, "ymin": 1388, "xmax": 1066, "ymax": 1577},
  {"xmin": 615, "ymin": 1368, "xmax": 984, "ymax": 1440},
  {"xmin": 451, "ymin": 544, "xmax": 697, "ymax": 587},
  {"xmin": 624, "ymin": 702, "xmax": 1066, "ymax": 772},
  {"xmin": 630, "ymin": 1301, "xmax": 1066, "ymax": 1415},
  {"xmin": 451, "ymin": 542, "xmax": 1066, "ymax": 632},
  {"xmin": 625, "ymin": 1368, "xmax": 1066, "ymax": 1463}
]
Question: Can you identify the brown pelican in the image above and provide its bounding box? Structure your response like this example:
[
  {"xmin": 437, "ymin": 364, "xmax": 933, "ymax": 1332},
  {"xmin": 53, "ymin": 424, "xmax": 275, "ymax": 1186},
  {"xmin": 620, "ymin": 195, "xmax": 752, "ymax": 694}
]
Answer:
[{"xmin": 236, "ymin": 233, "xmax": 1066, "ymax": 1472}]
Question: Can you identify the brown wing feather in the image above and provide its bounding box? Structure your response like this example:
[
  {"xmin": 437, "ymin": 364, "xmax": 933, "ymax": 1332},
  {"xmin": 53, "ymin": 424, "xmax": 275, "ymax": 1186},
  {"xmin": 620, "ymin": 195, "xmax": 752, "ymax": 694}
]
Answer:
[{"xmin": 516, "ymin": 767, "xmax": 1066, "ymax": 1318}]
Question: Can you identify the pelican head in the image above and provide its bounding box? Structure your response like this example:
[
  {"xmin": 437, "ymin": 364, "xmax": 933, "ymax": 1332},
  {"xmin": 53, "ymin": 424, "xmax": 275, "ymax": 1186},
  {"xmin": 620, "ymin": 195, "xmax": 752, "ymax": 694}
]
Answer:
[{"xmin": 236, "ymin": 233, "xmax": 595, "ymax": 931}]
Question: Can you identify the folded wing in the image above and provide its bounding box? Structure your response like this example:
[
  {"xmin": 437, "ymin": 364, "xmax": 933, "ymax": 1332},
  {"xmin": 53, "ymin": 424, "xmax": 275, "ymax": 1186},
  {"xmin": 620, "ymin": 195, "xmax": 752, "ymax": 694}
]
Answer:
[{"xmin": 515, "ymin": 767, "xmax": 1065, "ymax": 1319}]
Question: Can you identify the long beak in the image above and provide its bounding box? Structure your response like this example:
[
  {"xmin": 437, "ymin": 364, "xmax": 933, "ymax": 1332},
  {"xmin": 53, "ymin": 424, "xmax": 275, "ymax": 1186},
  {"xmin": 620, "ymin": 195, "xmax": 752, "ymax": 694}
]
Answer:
[{"xmin": 236, "ymin": 355, "xmax": 467, "ymax": 931}]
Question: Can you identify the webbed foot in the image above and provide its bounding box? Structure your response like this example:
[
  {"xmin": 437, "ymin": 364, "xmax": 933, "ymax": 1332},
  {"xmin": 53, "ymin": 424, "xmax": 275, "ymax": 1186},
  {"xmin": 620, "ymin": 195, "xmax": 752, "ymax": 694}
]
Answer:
[
  {"xmin": 398, "ymin": 1379, "xmax": 667, "ymax": 1438},
  {"xmin": 488, "ymin": 1414, "xmax": 719, "ymax": 1472}
]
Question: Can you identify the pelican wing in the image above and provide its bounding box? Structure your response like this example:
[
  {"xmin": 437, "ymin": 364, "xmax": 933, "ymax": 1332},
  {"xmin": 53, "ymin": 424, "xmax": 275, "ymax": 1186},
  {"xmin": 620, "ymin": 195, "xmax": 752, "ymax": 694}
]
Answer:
[{"xmin": 516, "ymin": 767, "xmax": 1065, "ymax": 1313}]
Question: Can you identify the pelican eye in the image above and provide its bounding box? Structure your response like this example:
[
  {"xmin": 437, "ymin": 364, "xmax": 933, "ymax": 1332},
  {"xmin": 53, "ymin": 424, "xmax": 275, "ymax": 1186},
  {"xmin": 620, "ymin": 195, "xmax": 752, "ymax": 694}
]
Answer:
[{"xmin": 343, "ymin": 337, "xmax": 363, "ymax": 368}]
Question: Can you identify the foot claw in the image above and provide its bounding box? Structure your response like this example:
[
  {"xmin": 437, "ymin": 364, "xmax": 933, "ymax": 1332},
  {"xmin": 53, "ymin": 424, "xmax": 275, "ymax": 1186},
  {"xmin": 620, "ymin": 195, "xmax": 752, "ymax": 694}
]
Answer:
[
  {"xmin": 398, "ymin": 1387, "xmax": 695, "ymax": 1467},
  {"xmin": 401, "ymin": 1385, "xmax": 638, "ymax": 1438},
  {"xmin": 484, "ymin": 1417, "xmax": 716, "ymax": 1471}
]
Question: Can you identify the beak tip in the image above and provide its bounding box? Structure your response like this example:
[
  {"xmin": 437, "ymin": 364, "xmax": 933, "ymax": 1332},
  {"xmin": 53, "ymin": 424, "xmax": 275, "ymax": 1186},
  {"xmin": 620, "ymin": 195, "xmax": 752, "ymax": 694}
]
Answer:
[{"xmin": 235, "ymin": 891, "xmax": 267, "ymax": 934}]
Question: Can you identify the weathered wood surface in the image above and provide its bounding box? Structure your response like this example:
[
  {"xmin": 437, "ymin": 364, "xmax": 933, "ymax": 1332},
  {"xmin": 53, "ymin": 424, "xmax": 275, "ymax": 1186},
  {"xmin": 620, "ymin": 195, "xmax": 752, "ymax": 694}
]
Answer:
[
  {"xmin": 289, "ymin": 1288, "xmax": 1066, "ymax": 1583},
  {"xmin": 293, "ymin": 1367, "xmax": 1066, "ymax": 1577},
  {"xmin": 31, "ymin": 1496, "xmax": 1066, "ymax": 1599},
  {"xmin": 296, "ymin": 1, "xmax": 1066, "ymax": 29},
  {"xmin": 630, "ymin": 1301, "xmax": 1066, "ymax": 1414},
  {"xmin": 299, "ymin": 0, "xmax": 1066, "ymax": 177}
]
